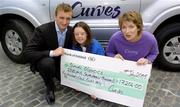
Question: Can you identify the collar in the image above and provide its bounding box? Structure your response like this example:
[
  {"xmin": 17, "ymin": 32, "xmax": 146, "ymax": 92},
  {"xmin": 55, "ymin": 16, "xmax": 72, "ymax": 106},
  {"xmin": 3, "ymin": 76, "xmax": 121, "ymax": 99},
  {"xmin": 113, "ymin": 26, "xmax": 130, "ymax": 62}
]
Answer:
[{"xmin": 55, "ymin": 21, "xmax": 67, "ymax": 34}]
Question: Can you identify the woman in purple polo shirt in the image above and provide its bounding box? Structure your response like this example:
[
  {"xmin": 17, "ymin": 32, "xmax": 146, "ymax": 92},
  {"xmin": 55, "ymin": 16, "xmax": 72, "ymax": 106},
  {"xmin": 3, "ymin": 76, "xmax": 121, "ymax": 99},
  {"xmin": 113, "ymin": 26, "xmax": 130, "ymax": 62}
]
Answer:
[{"xmin": 106, "ymin": 11, "xmax": 159, "ymax": 65}]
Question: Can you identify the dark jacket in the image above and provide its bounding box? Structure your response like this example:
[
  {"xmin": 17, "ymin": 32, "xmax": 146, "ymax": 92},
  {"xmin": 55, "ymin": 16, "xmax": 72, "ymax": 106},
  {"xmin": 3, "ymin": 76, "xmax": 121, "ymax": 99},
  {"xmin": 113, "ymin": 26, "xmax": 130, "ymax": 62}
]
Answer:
[{"xmin": 24, "ymin": 21, "xmax": 73, "ymax": 73}]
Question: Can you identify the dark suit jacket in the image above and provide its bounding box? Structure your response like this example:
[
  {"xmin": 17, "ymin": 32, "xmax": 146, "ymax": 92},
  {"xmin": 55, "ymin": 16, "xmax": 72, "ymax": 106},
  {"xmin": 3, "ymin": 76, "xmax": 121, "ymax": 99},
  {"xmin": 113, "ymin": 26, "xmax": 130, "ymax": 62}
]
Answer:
[{"xmin": 24, "ymin": 21, "xmax": 73, "ymax": 72}]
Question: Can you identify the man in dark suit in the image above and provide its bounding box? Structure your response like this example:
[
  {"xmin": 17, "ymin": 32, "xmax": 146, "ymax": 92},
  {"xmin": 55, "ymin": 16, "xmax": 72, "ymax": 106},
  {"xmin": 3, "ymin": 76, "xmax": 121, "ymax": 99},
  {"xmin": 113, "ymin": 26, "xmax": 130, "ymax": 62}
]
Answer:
[{"xmin": 24, "ymin": 3, "xmax": 73, "ymax": 104}]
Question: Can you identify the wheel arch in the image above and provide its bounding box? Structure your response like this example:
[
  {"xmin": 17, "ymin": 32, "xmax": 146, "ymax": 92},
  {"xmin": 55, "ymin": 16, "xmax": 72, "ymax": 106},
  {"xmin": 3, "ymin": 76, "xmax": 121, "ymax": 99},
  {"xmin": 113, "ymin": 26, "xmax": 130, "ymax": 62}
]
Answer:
[
  {"xmin": 0, "ymin": 14, "xmax": 35, "ymax": 41},
  {"xmin": 154, "ymin": 14, "xmax": 180, "ymax": 36}
]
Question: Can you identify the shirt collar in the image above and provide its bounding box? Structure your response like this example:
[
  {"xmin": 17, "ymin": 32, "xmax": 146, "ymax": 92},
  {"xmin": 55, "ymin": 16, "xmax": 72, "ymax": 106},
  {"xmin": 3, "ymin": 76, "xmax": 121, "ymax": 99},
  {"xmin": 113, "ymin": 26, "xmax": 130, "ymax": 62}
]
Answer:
[{"xmin": 55, "ymin": 21, "xmax": 67, "ymax": 34}]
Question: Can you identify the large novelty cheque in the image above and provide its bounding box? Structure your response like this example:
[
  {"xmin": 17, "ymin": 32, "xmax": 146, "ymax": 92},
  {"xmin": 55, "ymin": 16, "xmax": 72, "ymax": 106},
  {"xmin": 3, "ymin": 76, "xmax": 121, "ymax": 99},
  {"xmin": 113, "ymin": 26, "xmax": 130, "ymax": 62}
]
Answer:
[{"xmin": 61, "ymin": 49, "xmax": 152, "ymax": 107}]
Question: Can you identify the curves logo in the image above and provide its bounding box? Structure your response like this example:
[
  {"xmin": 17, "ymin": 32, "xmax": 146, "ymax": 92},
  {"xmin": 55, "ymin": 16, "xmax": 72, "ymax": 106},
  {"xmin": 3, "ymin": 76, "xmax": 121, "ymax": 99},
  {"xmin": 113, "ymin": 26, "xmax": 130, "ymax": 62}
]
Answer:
[
  {"xmin": 88, "ymin": 56, "xmax": 96, "ymax": 61},
  {"xmin": 72, "ymin": 1, "xmax": 121, "ymax": 18}
]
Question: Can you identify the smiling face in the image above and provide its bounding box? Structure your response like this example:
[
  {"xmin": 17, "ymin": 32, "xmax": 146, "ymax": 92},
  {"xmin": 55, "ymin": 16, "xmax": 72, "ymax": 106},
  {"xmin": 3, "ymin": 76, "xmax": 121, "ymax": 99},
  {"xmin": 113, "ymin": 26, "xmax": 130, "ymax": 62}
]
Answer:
[
  {"xmin": 74, "ymin": 27, "xmax": 87, "ymax": 45},
  {"xmin": 55, "ymin": 10, "xmax": 72, "ymax": 32},
  {"xmin": 55, "ymin": 3, "xmax": 73, "ymax": 32},
  {"xmin": 121, "ymin": 21, "xmax": 140, "ymax": 42}
]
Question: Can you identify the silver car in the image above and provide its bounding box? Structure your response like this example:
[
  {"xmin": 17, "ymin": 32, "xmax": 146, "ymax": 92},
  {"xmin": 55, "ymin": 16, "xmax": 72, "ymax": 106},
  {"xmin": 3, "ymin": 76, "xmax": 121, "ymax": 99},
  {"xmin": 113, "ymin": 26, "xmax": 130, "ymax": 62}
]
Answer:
[{"xmin": 0, "ymin": 0, "xmax": 180, "ymax": 70}]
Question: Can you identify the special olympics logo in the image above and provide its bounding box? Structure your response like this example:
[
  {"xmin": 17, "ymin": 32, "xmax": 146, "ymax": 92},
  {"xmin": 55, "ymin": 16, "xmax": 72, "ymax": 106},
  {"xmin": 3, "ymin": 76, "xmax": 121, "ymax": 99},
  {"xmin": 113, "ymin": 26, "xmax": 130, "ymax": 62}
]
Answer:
[{"xmin": 88, "ymin": 56, "xmax": 95, "ymax": 61}]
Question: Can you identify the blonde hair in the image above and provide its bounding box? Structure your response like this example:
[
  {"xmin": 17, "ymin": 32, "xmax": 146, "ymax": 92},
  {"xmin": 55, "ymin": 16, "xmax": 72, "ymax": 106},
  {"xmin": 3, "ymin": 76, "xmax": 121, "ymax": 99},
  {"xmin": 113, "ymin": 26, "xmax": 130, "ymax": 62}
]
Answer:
[
  {"xmin": 119, "ymin": 11, "xmax": 143, "ymax": 36},
  {"xmin": 55, "ymin": 3, "xmax": 73, "ymax": 16}
]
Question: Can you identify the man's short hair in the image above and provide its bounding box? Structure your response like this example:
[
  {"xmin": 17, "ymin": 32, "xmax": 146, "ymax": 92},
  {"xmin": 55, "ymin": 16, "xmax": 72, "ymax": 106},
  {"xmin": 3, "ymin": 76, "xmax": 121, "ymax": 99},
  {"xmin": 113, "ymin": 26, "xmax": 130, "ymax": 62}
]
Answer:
[{"xmin": 55, "ymin": 3, "xmax": 73, "ymax": 16}]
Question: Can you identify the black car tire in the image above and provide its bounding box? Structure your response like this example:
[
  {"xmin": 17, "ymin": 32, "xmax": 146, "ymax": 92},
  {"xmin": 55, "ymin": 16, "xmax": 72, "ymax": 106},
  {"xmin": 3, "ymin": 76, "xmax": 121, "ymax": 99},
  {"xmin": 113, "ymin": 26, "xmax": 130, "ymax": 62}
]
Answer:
[
  {"xmin": 1, "ymin": 19, "xmax": 33, "ymax": 64},
  {"xmin": 156, "ymin": 23, "xmax": 180, "ymax": 71}
]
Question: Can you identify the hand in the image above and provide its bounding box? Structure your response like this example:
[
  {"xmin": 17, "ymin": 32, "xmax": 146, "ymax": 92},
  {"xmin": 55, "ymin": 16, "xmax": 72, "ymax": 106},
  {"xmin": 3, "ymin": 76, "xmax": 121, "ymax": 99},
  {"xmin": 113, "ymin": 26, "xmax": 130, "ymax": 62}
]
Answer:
[
  {"xmin": 90, "ymin": 95, "xmax": 102, "ymax": 100},
  {"xmin": 114, "ymin": 54, "xmax": 124, "ymax": 60},
  {"xmin": 137, "ymin": 58, "xmax": 150, "ymax": 65},
  {"xmin": 91, "ymin": 95, "xmax": 96, "ymax": 100},
  {"xmin": 52, "ymin": 47, "xmax": 64, "ymax": 57}
]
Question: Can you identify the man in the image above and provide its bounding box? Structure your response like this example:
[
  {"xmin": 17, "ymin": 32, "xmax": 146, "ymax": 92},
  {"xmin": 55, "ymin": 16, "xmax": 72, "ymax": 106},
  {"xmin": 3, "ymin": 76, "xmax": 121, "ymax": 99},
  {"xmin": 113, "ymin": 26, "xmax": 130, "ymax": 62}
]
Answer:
[{"xmin": 24, "ymin": 3, "xmax": 73, "ymax": 104}]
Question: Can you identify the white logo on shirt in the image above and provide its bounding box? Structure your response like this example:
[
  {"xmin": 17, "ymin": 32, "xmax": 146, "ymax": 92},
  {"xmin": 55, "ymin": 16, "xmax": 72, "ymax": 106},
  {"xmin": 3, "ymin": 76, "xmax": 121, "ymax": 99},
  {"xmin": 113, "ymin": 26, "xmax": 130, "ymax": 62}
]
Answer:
[{"xmin": 124, "ymin": 49, "xmax": 138, "ymax": 55}]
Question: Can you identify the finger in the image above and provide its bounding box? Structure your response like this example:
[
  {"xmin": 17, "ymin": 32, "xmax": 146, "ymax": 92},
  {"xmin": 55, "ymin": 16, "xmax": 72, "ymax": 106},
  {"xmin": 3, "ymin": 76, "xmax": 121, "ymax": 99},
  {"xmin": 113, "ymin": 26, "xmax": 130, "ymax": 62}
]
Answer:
[{"xmin": 91, "ymin": 95, "xmax": 96, "ymax": 100}]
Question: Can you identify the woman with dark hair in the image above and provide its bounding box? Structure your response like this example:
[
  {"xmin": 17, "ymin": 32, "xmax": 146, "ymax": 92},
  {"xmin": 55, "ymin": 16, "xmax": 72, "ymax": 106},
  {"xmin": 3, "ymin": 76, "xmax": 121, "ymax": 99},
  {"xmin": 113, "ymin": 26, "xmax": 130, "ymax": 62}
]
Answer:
[{"xmin": 72, "ymin": 21, "xmax": 105, "ymax": 55}]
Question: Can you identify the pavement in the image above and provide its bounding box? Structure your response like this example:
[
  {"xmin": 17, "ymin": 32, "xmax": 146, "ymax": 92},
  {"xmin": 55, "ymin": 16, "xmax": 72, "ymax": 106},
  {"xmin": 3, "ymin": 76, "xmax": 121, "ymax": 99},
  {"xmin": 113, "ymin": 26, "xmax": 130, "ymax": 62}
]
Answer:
[{"xmin": 0, "ymin": 45, "xmax": 180, "ymax": 107}]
